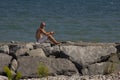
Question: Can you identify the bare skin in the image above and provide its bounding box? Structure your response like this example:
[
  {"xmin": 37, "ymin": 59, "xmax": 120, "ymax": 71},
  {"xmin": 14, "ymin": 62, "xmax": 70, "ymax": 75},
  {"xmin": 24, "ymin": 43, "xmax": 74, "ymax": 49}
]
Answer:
[{"xmin": 36, "ymin": 22, "xmax": 60, "ymax": 44}]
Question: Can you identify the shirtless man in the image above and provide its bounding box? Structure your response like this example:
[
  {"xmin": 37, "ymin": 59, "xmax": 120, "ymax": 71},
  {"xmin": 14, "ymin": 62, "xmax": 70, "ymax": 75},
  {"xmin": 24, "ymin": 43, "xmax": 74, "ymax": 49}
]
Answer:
[{"xmin": 35, "ymin": 22, "xmax": 60, "ymax": 44}]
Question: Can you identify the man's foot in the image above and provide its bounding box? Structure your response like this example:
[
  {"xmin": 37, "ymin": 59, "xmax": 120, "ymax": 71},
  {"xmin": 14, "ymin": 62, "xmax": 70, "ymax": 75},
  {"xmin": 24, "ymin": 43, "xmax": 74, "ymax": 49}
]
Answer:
[
  {"xmin": 51, "ymin": 42, "xmax": 61, "ymax": 46},
  {"xmin": 55, "ymin": 42, "xmax": 61, "ymax": 45}
]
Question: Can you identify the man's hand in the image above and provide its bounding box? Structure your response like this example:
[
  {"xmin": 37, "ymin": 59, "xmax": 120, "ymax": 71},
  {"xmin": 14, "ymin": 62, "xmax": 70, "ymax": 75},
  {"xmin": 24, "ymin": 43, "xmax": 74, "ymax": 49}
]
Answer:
[{"xmin": 50, "ymin": 31, "xmax": 54, "ymax": 35}]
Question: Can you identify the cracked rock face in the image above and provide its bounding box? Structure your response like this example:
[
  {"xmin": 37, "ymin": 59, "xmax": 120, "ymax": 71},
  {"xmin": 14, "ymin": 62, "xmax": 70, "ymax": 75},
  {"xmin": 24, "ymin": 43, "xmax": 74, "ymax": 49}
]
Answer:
[
  {"xmin": 60, "ymin": 45, "xmax": 117, "ymax": 66},
  {"xmin": 17, "ymin": 56, "xmax": 78, "ymax": 77}
]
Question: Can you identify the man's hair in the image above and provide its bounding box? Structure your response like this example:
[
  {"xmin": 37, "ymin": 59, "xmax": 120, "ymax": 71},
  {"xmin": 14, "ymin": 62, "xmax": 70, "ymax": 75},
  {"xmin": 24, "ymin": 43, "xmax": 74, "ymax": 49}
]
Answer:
[{"xmin": 41, "ymin": 22, "xmax": 46, "ymax": 26}]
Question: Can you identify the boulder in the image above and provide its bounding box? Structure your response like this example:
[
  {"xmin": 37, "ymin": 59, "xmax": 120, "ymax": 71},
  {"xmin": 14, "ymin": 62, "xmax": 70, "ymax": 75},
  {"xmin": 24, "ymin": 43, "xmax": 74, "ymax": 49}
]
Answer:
[
  {"xmin": 0, "ymin": 75, "xmax": 8, "ymax": 80},
  {"xmin": 108, "ymin": 53, "xmax": 120, "ymax": 63},
  {"xmin": 26, "ymin": 48, "xmax": 46, "ymax": 57},
  {"xmin": 44, "ymin": 45, "xmax": 61, "ymax": 57},
  {"xmin": 0, "ymin": 53, "xmax": 12, "ymax": 74},
  {"xmin": 10, "ymin": 59, "xmax": 18, "ymax": 72},
  {"xmin": 60, "ymin": 45, "xmax": 117, "ymax": 66},
  {"xmin": 82, "ymin": 62, "xmax": 120, "ymax": 75},
  {"xmin": 82, "ymin": 53, "xmax": 120, "ymax": 75},
  {"xmin": 15, "ymin": 48, "xmax": 29, "ymax": 56},
  {"xmin": 17, "ymin": 56, "xmax": 78, "ymax": 77},
  {"xmin": 9, "ymin": 44, "xmax": 20, "ymax": 51},
  {"xmin": 0, "ymin": 45, "xmax": 9, "ymax": 54},
  {"xmin": 25, "ymin": 42, "xmax": 34, "ymax": 50}
]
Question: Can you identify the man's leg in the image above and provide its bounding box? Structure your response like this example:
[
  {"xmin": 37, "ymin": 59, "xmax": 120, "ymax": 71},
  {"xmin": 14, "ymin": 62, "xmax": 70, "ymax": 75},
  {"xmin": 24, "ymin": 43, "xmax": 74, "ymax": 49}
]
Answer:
[{"xmin": 48, "ymin": 35, "xmax": 60, "ymax": 44}]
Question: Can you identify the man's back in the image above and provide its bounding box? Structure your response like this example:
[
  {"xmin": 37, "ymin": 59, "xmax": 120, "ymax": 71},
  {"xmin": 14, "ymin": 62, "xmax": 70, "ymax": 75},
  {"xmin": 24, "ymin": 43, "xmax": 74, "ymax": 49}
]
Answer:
[{"xmin": 35, "ymin": 29, "xmax": 41, "ymax": 42}]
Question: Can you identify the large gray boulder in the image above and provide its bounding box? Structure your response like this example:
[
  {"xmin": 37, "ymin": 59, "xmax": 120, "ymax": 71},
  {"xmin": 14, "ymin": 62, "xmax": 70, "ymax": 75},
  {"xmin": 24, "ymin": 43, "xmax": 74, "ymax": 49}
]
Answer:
[
  {"xmin": 17, "ymin": 56, "xmax": 78, "ymax": 77},
  {"xmin": 0, "ymin": 53, "xmax": 12, "ymax": 74},
  {"xmin": 60, "ymin": 45, "xmax": 117, "ymax": 66}
]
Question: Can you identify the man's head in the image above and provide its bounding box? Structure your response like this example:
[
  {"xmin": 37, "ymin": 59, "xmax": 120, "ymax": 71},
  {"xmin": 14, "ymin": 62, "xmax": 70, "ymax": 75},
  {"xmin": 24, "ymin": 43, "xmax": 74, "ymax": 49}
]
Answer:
[{"xmin": 40, "ymin": 22, "xmax": 46, "ymax": 28}]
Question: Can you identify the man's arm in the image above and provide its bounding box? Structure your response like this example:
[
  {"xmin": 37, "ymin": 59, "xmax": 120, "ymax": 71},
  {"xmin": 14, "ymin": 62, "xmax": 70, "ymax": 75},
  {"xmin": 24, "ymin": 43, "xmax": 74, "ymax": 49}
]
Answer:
[{"xmin": 40, "ymin": 29, "xmax": 54, "ymax": 36}]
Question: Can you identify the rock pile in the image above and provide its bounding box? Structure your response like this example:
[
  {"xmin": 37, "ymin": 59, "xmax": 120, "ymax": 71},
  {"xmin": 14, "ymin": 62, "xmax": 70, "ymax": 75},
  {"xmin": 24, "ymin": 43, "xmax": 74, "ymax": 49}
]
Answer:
[{"xmin": 0, "ymin": 41, "xmax": 120, "ymax": 80}]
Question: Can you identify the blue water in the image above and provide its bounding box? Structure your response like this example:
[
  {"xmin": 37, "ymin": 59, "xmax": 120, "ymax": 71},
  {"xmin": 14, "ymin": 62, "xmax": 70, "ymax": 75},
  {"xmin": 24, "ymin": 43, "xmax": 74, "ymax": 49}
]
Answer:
[{"xmin": 0, "ymin": 0, "xmax": 120, "ymax": 42}]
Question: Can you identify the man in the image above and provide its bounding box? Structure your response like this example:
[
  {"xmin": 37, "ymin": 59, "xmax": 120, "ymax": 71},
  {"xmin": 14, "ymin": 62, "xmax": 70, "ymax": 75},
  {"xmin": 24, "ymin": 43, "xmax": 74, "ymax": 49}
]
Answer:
[{"xmin": 36, "ymin": 22, "xmax": 60, "ymax": 44}]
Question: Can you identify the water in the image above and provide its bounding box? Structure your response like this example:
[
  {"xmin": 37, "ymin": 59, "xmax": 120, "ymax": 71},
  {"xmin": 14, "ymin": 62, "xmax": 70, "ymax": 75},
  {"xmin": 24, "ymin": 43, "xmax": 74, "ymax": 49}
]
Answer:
[{"xmin": 0, "ymin": 0, "xmax": 120, "ymax": 42}]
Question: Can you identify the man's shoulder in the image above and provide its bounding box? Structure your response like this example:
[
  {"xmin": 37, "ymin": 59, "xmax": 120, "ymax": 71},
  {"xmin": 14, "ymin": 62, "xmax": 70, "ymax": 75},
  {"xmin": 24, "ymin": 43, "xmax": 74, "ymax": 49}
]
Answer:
[{"xmin": 40, "ymin": 28, "xmax": 45, "ymax": 32}]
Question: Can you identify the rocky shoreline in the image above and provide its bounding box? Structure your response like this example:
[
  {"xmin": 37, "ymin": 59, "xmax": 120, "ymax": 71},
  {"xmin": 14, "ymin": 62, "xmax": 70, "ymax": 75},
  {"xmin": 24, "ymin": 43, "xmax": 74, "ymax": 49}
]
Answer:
[{"xmin": 0, "ymin": 41, "xmax": 120, "ymax": 80}]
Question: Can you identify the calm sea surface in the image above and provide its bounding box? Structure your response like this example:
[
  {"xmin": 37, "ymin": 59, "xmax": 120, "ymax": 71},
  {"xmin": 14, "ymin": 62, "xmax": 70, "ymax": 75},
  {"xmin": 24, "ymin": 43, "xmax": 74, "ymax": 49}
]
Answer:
[{"xmin": 0, "ymin": 0, "xmax": 120, "ymax": 42}]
